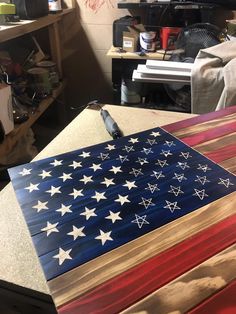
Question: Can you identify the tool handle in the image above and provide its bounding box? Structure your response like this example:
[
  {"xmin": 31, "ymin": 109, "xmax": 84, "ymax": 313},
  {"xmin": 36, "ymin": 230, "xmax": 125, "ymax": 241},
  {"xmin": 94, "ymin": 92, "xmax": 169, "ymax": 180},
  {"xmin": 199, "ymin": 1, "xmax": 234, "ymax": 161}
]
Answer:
[{"xmin": 100, "ymin": 109, "xmax": 122, "ymax": 139}]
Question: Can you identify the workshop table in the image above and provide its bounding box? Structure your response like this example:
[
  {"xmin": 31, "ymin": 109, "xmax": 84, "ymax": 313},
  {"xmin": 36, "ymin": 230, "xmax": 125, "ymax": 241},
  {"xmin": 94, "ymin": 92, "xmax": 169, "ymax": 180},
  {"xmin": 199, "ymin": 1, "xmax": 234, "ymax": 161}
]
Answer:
[{"xmin": 0, "ymin": 105, "xmax": 235, "ymax": 314}]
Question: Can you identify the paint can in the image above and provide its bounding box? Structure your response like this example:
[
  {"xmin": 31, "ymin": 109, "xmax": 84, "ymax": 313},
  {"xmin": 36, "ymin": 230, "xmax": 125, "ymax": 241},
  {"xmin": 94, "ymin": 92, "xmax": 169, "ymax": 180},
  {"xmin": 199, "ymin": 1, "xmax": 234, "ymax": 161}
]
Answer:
[
  {"xmin": 36, "ymin": 60, "xmax": 59, "ymax": 88},
  {"xmin": 48, "ymin": 0, "xmax": 62, "ymax": 13},
  {"xmin": 27, "ymin": 67, "xmax": 52, "ymax": 97}
]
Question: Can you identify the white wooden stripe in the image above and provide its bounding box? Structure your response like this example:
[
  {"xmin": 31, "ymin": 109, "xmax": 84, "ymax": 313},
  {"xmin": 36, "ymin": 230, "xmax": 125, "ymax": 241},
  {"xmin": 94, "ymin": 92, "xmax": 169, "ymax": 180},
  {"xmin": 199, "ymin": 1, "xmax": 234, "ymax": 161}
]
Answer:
[
  {"xmin": 146, "ymin": 60, "xmax": 193, "ymax": 72},
  {"xmin": 137, "ymin": 64, "xmax": 191, "ymax": 80},
  {"xmin": 132, "ymin": 70, "xmax": 190, "ymax": 84}
]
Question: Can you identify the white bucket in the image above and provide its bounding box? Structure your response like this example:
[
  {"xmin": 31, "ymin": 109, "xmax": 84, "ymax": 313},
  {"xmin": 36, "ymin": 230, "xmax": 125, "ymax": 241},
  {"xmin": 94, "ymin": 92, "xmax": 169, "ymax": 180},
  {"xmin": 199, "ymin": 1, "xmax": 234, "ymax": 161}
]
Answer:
[{"xmin": 121, "ymin": 79, "xmax": 141, "ymax": 104}]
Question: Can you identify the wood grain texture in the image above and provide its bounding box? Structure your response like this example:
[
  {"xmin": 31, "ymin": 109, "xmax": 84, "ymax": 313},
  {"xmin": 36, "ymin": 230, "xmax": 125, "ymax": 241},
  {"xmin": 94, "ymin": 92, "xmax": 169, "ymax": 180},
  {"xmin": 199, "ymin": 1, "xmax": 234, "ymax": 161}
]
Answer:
[
  {"xmin": 122, "ymin": 244, "xmax": 236, "ymax": 314},
  {"xmin": 163, "ymin": 106, "xmax": 236, "ymax": 133},
  {"xmin": 205, "ymin": 143, "xmax": 236, "ymax": 163},
  {"xmin": 220, "ymin": 157, "xmax": 236, "ymax": 174},
  {"xmin": 189, "ymin": 279, "xmax": 236, "ymax": 314},
  {"xmin": 58, "ymin": 213, "xmax": 236, "ymax": 314},
  {"xmin": 180, "ymin": 121, "xmax": 236, "ymax": 147},
  {"xmin": 49, "ymin": 192, "xmax": 236, "ymax": 307}
]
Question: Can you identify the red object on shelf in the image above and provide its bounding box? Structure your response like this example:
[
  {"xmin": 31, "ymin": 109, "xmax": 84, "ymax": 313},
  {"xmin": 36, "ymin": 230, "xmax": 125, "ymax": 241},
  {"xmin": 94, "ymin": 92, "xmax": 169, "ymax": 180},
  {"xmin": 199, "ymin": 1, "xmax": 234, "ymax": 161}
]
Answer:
[{"xmin": 160, "ymin": 26, "xmax": 182, "ymax": 50}]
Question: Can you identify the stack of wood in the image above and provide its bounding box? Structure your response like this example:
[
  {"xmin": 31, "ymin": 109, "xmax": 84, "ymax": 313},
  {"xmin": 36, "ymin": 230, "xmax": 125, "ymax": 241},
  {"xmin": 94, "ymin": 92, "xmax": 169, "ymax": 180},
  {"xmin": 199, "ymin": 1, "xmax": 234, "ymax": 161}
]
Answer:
[{"xmin": 132, "ymin": 60, "xmax": 193, "ymax": 84}]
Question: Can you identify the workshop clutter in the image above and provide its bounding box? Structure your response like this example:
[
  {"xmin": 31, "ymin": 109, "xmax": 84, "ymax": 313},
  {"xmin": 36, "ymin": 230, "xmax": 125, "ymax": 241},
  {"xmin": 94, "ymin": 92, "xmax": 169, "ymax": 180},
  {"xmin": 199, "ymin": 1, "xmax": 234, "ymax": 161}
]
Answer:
[
  {"xmin": 113, "ymin": 15, "xmax": 182, "ymax": 53},
  {"xmin": 0, "ymin": 83, "xmax": 14, "ymax": 135}
]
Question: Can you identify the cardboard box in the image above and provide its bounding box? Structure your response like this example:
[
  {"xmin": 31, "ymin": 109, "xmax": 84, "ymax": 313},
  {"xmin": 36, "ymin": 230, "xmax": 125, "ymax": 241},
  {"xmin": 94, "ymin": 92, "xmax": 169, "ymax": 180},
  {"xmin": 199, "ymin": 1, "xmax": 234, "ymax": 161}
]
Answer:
[
  {"xmin": 0, "ymin": 83, "xmax": 14, "ymax": 135},
  {"xmin": 122, "ymin": 24, "xmax": 146, "ymax": 52}
]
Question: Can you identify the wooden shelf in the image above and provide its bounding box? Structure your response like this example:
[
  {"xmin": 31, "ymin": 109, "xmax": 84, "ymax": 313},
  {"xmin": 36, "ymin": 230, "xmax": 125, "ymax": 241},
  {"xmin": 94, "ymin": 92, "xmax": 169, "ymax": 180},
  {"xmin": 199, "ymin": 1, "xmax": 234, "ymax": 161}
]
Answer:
[
  {"xmin": 0, "ymin": 8, "xmax": 74, "ymax": 43},
  {"xmin": 107, "ymin": 46, "xmax": 172, "ymax": 60},
  {"xmin": 0, "ymin": 80, "xmax": 67, "ymax": 157}
]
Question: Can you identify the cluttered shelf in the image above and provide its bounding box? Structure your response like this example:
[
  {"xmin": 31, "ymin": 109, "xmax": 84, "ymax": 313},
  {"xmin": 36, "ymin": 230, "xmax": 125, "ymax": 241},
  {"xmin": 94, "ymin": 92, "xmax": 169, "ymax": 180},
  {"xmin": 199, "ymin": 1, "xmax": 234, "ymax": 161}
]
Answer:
[
  {"xmin": 0, "ymin": 80, "xmax": 66, "ymax": 157},
  {"xmin": 0, "ymin": 8, "xmax": 74, "ymax": 43},
  {"xmin": 107, "ymin": 46, "xmax": 171, "ymax": 60}
]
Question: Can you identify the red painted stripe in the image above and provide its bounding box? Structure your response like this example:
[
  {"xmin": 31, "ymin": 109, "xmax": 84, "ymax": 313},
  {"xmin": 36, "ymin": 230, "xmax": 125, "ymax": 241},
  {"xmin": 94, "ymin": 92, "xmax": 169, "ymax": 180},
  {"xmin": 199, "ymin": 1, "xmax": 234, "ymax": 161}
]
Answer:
[
  {"xmin": 189, "ymin": 279, "xmax": 236, "ymax": 314},
  {"xmin": 180, "ymin": 121, "xmax": 236, "ymax": 147},
  {"xmin": 58, "ymin": 213, "xmax": 236, "ymax": 314},
  {"xmin": 205, "ymin": 144, "xmax": 236, "ymax": 163},
  {"xmin": 163, "ymin": 106, "xmax": 236, "ymax": 133}
]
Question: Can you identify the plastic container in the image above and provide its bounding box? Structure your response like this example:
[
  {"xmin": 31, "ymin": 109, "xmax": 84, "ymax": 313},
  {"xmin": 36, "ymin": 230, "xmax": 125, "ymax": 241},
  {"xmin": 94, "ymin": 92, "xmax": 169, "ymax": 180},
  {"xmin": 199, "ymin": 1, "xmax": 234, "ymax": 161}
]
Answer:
[{"xmin": 48, "ymin": 0, "xmax": 62, "ymax": 13}]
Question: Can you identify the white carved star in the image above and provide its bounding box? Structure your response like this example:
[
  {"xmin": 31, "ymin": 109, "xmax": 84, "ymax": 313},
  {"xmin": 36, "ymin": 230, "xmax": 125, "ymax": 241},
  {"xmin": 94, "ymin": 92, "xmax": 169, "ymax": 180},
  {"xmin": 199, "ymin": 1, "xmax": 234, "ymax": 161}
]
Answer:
[
  {"xmin": 56, "ymin": 204, "xmax": 72, "ymax": 216},
  {"xmin": 105, "ymin": 211, "xmax": 122, "ymax": 223},
  {"xmin": 193, "ymin": 188, "xmax": 208, "ymax": 200},
  {"xmin": 151, "ymin": 171, "xmax": 165, "ymax": 180},
  {"xmin": 180, "ymin": 152, "xmax": 192, "ymax": 159},
  {"xmin": 129, "ymin": 137, "xmax": 139, "ymax": 144},
  {"xmin": 116, "ymin": 155, "xmax": 129, "ymax": 163},
  {"xmin": 69, "ymin": 188, "xmax": 84, "ymax": 199},
  {"xmin": 176, "ymin": 162, "xmax": 190, "ymax": 170},
  {"xmin": 123, "ymin": 145, "xmax": 135, "ymax": 153},
  {"xmin": 195, "ymin": 175, "xmax": 210, "ymax": 185},
  {"xmin": 80, "ymin": 207, "xmax": 97, "ymax": 220},
  {"xmin": 139, "ymin": 197, "xmax": 155, "ymax": 209},
  {"xmin": 136, "ymin": 157, "xmax": 149, "ymax": 165},
  {"xmin": 101, "ymin": 177, "xmax": 115, "ymax": 187},
  {"xmin": 161, "ymin": 150, "xmax": 173, "ymax": 157},
  {"xmin": 59, "ymin": 172, "xmax": 72, "ymax": 182},
  {"xmin": 145, "ymin": 183, "xmax": 160, "ymax": 194},
  {"xmin": 95, "ymin": 230, "xmax": 113, "ymax": 245},
  {"xmin": 123, "ymin": 180, "xmax": 137, "ymax": 190},
  {"xmin": 129, "ymin": 168, "xmax": 143, "ymax": 177},
  {"xmin": 38, "ymin": 170, "xmax": 52, "ymax": 179},
  {"xmin": 98, "ymin": 153, "xmax": 110, "ymax": 161},
  {"xmin": 164, "ymin": 140, "xmax": 176, "ymax": 147},
  {"xmin": 19, "ymin": 168, "xmax": 32, "ymax": 176},
  {"xmin": 50, "ymin": 159, "xmax": 63, "ymax": 167},
  {"xmin": 91, "ymin": 191, "xmax": 107, "ymax": 202},
  {"xmin": 172, "ymin": 173, "xmax": 187, "ymax": 183},
  {"xmin": 109, "ymin": 166, "xmax": 122, "ymax": 174},
  {"xmin": 46, "ymin": 185, "xmax": 61, "ymax": 196},
  {"xmin": 105, "ymin": 144, "xmax": 116, "ymax": 151},
  {"xmin": 168, "ymin": 185, "xmax": 184, "ymax": 197},
  {"xmin": 141, "ymin": 147, "xmax": 153, "ymax": 155},
  {"xmin": 197, "ymin": 164, "xmax": 211, "ymax": 172},
  {"xmin": 132, "ymin": 214, "xmax": 149, "ymax": 229},
  {"xmin": 41, "ymin": 221, "xmax": 59, "ymax": 236},
  {"xmin": 79, "ymin": 151, "xmax": 91, "ymax": 158},
  {"xmin": 156, "ymin": 159, "xmax": 168, "ymax": 168},
  {"xmin": 115, "ymin": 194, "xmax": 130, "ymax": 205},
  {"xmin": 33, "ymin": 200, "xmax": 48, "ymax": 213},
  {"xmin": 53, "ymin": 248, "xmax": 72, "ymax": 265},
  {"xmin": 150, "ymin": 131, "xmax": 161, "ymax": 137},
  {"xmin": 146, "ymin": 139, "xmax": 157, "ymax": 146},
  {"xmin": 25, "ymin": 183, "xmax": 39, "ymax": 193},
  {"xmin": 67, "ymin": 226, "xmax": 85, "ymax": 240},
  {"xmin": 90, "ymin": 163, "xmax": 102, "ymax": 172},
  {"xmin": 218, "ymin": 178, "xmax": 234, "ymax": 188},
  {"xmin": 164, "ymin": 200, "xmax": 181, "ymax": 213},
  {"xmin": 69, "ymin": 161, "xmax": 82, "ymax": 169},
  {"xmin": 80, "ymin": 175, "xmax": 93, "ymax": 184}
]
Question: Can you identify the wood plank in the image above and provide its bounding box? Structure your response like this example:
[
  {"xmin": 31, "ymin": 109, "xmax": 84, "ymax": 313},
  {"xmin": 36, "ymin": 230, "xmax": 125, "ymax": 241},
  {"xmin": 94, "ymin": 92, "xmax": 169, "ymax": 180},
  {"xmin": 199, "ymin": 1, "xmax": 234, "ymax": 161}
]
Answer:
[
  {"xmin": 49, "ymin": 192, "xmax": 236, "ymax": 307},
  {"xmin": 180, "ymin": 121, "xmax": 236, "ymax": 147},
  {"xmin": 122, "ymin": 244, "xmax": 236, "ymax": 314},
  {"xmin": 58, "ymin": 213, "xmax": 236, "ymax": 314},
  {"xmin": 188, "ymin": 279, "xmax": 236, "ymax": 314},
  {"xmin": 194, "ymin": 133, "xmax": 236, "ymax": 154},
  {"xmin": 220, "ymin": 157, "xmax": 236, "ymax": 174},
  {"xmin": 132, "ymin": 70, "xmax": 190, "ymax": 84},
  {"xmin": 205, "ymin": 143, "xmax": 236, "ymax": 163},
  {"xmin": 172, "ymin": 113, "xmax": 236, "ymax": 139},
  {"xmin": 163, "ymin": 106, "xmax": 236, "ymax": 133}
]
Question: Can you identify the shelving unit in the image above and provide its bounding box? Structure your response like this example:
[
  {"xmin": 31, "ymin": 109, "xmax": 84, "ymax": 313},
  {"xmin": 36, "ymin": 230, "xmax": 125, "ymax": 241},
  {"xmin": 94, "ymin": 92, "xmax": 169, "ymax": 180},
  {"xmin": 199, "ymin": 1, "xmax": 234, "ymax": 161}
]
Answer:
[{"xmin": 0, "ymin": 8, "xmax": 75, "ymax": 158}]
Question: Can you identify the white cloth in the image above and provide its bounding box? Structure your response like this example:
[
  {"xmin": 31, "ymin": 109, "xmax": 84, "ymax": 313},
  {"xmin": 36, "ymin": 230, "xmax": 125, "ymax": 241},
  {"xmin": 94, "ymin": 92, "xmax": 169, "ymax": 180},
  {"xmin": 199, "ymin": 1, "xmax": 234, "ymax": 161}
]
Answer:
[{"xmin": 191, "ymin": 41, "xmax": 236, "ymax": 114}]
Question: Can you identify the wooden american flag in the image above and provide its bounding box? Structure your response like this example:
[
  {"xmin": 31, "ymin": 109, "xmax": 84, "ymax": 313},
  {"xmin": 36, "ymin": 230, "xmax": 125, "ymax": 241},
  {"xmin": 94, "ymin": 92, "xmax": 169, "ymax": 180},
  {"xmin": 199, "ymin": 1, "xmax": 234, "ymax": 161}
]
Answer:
[{"xmin": 9, "ymin": 105, "xmax": 236, "ymax": 314}]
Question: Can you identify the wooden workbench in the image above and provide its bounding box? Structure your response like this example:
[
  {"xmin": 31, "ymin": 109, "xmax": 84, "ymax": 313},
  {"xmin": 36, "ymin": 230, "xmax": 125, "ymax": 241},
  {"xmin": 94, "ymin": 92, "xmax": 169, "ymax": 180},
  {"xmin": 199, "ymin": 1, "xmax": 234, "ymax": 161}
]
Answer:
[{"xmin": 0, "ymin": 105, "xmax": 194, "ymax": 313}]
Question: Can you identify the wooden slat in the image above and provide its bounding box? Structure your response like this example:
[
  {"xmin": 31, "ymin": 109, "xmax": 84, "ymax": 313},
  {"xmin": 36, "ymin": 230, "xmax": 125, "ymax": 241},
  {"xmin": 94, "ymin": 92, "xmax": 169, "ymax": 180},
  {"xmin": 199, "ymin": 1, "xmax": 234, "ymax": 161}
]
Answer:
[
  {"xmin": 180, "ymin": 121, "xmax": 236, "ymax": 147},
  {"xmin": 49, "ymin": 192, "xmax": 236, "ymax": 307},
  {"xmin": 163, "ymin": 106, "xmax": 236, "ymax": 133},
  {"xmin": 205, "ymin": 144, "xmax": 236, "ymax": 163},
  {"xmin": 122, "ymin": 244, "xmax": 236, "ymax": 314},
  {"xmin": 194, "ymin": 133, "xmax": 236, "ymax": 154},
  {"xmin": 188, "ymin": 280, "xmax": 236, "ymax": 314},
  {"xmin": 220, "ymin": 157, "xmax": 236, "ymax": 174},
  {"xmin": 58, "ymin": 213, "xmax": 236, "ymax": 314}
]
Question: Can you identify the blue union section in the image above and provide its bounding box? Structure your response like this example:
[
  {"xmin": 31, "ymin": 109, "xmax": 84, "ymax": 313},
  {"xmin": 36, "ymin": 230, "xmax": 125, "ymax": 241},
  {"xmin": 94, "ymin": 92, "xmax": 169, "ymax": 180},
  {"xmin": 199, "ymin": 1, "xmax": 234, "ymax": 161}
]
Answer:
[{"xmin": 8, "ymin": 127, "xmax": 236, "ymax": 280}]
